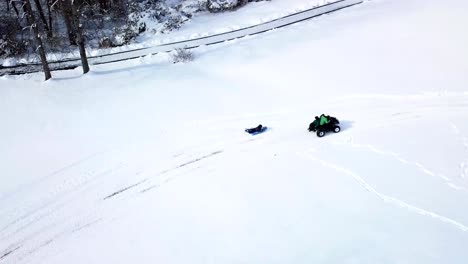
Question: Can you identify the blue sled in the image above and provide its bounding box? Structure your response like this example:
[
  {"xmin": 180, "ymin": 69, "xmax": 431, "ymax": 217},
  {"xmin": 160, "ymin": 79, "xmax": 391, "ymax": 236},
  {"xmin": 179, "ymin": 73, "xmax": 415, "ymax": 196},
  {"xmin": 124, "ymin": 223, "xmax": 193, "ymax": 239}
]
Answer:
[{"xmin": 245, "ymin": 125, "xmax": 268, "ymax": 135}]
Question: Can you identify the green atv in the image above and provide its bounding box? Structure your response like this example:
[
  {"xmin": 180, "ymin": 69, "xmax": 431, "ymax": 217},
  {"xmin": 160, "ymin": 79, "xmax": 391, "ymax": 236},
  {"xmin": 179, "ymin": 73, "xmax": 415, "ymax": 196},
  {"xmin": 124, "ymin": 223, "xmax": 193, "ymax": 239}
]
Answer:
[{"xmin": 308, "ymin": 114, "xmax": 341, "ymax": 137}]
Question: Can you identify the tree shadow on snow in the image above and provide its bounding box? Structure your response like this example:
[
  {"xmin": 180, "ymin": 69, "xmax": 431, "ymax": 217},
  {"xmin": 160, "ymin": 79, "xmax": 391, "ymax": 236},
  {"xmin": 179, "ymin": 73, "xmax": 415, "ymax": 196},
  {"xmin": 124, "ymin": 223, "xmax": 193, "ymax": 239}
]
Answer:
[
  {"xmin": 89, "ymin": 63, "xmax": 163, "ymax": 76},
  {"xmin": 52, "ymin": 61, "xmax": 170, "ymax": 81}
]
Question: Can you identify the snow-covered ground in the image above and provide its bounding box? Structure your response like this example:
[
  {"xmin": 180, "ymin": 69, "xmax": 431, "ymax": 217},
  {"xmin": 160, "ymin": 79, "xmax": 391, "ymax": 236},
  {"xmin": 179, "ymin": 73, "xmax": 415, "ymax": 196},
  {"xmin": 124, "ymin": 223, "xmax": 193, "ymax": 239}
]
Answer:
[{"xmin": 1, "ymin": 0, "xmax": 468, "ymax": 263}]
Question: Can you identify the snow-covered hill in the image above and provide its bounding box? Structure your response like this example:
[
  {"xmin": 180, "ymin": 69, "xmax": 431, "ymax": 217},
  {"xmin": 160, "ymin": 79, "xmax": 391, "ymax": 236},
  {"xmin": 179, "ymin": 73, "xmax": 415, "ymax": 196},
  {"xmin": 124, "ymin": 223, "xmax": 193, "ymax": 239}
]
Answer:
[{"xmin": 1, "ymin": 0, "xmax": 468, "ymax": 263}]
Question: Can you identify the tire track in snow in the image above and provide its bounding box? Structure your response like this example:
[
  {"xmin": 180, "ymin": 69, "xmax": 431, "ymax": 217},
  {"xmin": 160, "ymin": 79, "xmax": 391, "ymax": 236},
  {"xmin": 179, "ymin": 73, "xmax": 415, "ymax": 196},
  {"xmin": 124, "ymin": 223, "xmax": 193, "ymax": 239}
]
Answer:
[
  {"xmin": 0, "ymin": 151, "xmax": 105, "ymax": 202},
  {"xmin": 0, "ymin": 246, "xmax": 20, "ymax": 261},
  {"xmin": 298, "ymin": 152, "xmax": 468, "ymax": 232},
  {"xmin": 0, "ymin": 152, "xmax": 117, "ymax": 235},
  {"xmin": 97, "ymin": 150, "xmax": 224, "ymax": 199},
  {"xmin": 2, "ymin": 207, "xmax": 105, "ymax": 264},
  {"xmin": 0, "ymin": 152, "xmax": 110, "ymax": 229},
  {"xmin": 332, "ymin": 141, "xmax": 467, "ymax": 191},
  {"xmin": 0, "ymin": 158, "xmax": 125, "ymax": 263},
  {"xmin": 103, "ymin": 180, "xmax": 147, "ymax": 200},
  {"xmin": 3, "ymin": 148, "xmax": 226, "ymax": 261},
  {"xmin": 103, "ymin": 129, "xmax": 261, "ymax": 197},
  {"xmin": 0, "ymin": 163, "xmax": 126, "ymax": 264},
  {"xmin": 12, "ymin": 227, "xmax": 72, "ymax": 264},
  {"xmin": 139, "ymin": 150, "xmax": 224, "ymax": 193},
  {"xmin": 70, "ymin": 218, "xmax": 103, "ymax": 234},
  {"xmin": 450, "ymin": 122, "xmax": 468, "ymax": 179},
  {"xmin": 1, "ymin": 131, "xmax": 248, "ymax": 262},
  {"xmin": 0, "ymin": 163, "xmax": 124, "ymax": 241}
]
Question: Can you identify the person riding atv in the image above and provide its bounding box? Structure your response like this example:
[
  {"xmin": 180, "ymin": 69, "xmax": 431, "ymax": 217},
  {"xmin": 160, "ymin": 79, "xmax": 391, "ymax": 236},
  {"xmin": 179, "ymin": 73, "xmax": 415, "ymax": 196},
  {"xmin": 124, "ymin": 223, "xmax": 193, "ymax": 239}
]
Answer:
[{"xmin": 308, "ymin": 114, "xmax": 341, "ymax": 137}]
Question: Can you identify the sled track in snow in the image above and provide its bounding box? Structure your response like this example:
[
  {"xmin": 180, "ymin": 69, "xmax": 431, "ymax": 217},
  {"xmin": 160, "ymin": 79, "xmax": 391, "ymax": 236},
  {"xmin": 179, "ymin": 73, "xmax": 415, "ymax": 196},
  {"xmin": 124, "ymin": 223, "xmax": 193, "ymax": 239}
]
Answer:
[
  {"xmin": 0, "ymin": 0, "xmax": 363, "ymax": 76},
  {"xmin": 299, "ymin": 152, "xmax": 468, "ymax": 232}
]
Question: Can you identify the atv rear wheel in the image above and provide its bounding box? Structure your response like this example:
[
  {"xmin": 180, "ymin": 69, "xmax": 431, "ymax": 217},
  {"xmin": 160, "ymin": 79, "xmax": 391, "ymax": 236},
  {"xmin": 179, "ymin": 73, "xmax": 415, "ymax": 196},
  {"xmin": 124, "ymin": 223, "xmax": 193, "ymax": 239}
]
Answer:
[
  {"xmin": 317, "ymin": 131, "xmax": 325, "ymax": 137},
  {"xmin": 333, "ymin": 126, "xmax": 341, "ymax": 133}
]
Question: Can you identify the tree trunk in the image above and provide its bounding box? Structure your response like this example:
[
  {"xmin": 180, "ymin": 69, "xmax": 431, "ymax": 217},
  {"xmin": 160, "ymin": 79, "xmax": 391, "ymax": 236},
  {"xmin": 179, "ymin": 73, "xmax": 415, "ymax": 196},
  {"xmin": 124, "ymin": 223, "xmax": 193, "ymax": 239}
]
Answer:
[
  {"xmin": 47, "ymin": 0, "xmax": 53, "ymax": 34},
  {"xmin": 60, "ymin": 0, "xmax": 76, "ymax": 45},
  {"xmin": 6, "ymin": 0, "xmax": 9, "ymax": 11},
  {"xmin": 69, "ymin": 0, "xmax": 89, "ymax": 74},
  {"xmin": 11, "ymin": 1, "xmax": 20, "ymax": 17},
  {"xmin": 23, "ymin": 0, "xmax": 52, "ymax": 80},
  {"xmin": 33, "ymin": 0, "xmax": 52, "ymax": 38}
]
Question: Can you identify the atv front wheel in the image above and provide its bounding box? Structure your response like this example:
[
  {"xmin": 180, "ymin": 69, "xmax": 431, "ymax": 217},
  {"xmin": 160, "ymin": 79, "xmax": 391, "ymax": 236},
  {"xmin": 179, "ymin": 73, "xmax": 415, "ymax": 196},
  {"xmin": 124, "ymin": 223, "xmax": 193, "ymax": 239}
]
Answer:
[
  {"xmin": 317, "ymin": 131, "xmax": 325, "ymax": 137},
  {"xmin": 333, "ymin": 126, "xmax": 341, "ymax": 133}
]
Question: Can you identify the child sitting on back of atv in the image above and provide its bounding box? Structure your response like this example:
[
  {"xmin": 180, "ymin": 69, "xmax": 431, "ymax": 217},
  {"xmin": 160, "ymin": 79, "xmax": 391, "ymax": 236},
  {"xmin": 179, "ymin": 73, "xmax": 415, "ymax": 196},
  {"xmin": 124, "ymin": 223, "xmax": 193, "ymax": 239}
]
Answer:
[{"xmin": 308, "ymin": 114, "xmax": 341, "ymax": 137}]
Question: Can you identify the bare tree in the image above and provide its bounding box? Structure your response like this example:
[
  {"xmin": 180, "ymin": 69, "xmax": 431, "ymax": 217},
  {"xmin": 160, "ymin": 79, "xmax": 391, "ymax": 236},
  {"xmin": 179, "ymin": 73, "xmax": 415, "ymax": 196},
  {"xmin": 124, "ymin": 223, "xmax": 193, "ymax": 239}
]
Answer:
[
  {"xmin": 59, "ymin": 0, "xmax": 77, "ymax": 45},
  {"xmin": 10, "ymin": 0, "xmax": 21, "ymax": 17},
  {"xmin": 33, "ymin": 0, "xmax": 52, "ymax": 37},
  {"xmin": 23, "ymin": 0, "xmax": 52, "ymax": 80},
  {"xmin": 62, "ymin": 0, "xmax": 89, "ymax": 73},
  {"xmin": 72, "ymin": 0, "xmax": 90, "ymax": 73},
  {"xmin": 46, "ymin": 0, "xmax": 53, "ymax": 33}
]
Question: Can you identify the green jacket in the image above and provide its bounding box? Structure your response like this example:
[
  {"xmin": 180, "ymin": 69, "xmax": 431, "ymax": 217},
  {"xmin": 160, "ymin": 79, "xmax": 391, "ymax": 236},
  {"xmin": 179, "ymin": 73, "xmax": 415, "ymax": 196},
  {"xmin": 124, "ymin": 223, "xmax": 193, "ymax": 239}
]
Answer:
[{"xmin": 319, "ymin": 115, "xmax": 329, "ymax": 126}]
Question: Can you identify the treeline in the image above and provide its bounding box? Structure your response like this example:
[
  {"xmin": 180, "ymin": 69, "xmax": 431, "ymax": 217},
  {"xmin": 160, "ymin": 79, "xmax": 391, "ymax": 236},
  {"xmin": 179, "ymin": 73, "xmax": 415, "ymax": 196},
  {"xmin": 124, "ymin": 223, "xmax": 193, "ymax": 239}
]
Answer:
[
  {"xmin": 0, "ymin": 0, "xmax": 268, "ymax": 80},
  {"xmin": 1, "ymin": 0, "xmax": 128, "ymax": 79}
]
